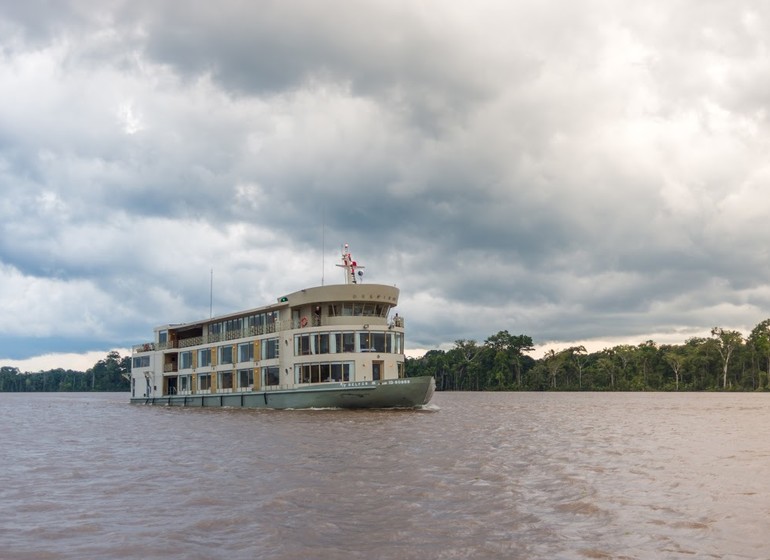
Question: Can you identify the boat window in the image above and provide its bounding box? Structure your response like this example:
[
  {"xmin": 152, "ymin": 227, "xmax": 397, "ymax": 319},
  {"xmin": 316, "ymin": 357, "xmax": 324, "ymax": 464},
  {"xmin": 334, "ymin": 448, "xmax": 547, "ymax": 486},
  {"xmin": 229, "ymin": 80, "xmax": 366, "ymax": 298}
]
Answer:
[
  {"xmin": 263, "ymin": 338, "xmax": 280, "ymax": 359},
  {"xmin": 198, "ymin": 374, "xmax": 211, "ymax": 391},
  {"xmin": 180, "ymin": 351, "xmax": 192, "ymax": 370},
  {"xmin": 238, "ymin": 368, "xmax": 254, "ymax": 390},
  {"xmin": 264, "ymin": 366, "xmax": 280, "ymax": 386},
  {"xmin": 315, "ymin": 333, "xmax": 330, "ymax": 354},
  {"xmin": 324, "ymin": 302, "xmax": 393, "ymax": 318},
  {"xmin": 238, "ymin": 342, "xmax": 254, "ymax": 362},
  {"xmin": 395, "ymin": 333, "xmax": 403, "ymax": 354},
  {"xmin": 362, "ymin": 303, "xmax": 383, "ymax": 316},
  {"xmin": 336, "ymin": 332, "xmax": 355, "ymax": 352},
  {"xmin": 218, "ymin": 345, "xmax": 233, "ymax": 365},
  {"xmin": 358, "ymin": 332, "xmax": 387, "ymax": 353},
  {"xmin": 331, "ymin": 363, "xmax": 348, "ymax": 381},
  {"xmin": 371, "ymin": 333, "xmax": 386, "ymax": 352},
  {"xmin": 295, "ymin": 361, "xmax": 352, "ymax": 383},
  {"xmin": 132, "ymin": 355, "xmax": 150, "ymax": 369},
  {"xmin": 198, "ymin": 348, "xmax": 211, "ymax": 367},
  {"xmin": 295, "ymin": 334, "xmax": 311, "ymax": 355},
  {"xmin": 218, "ymin": 371, "xmax": 233, "ymax": 392}
]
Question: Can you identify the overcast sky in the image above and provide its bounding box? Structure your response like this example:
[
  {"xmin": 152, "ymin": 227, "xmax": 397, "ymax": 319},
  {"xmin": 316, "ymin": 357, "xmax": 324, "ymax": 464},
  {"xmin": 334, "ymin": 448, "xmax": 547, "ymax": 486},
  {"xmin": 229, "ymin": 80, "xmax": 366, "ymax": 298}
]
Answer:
[{"xmin": 2, "ymin": 0, "xmax": 770, "ymax": 372}]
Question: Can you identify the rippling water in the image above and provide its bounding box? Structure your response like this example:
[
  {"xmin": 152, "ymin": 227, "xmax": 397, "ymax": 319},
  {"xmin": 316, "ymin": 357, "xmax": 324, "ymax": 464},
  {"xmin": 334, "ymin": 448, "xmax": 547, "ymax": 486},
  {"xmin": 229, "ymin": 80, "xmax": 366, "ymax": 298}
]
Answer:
[{"xmin": 2, "ymin": 391, "xmax": 769, "ymax": 559}]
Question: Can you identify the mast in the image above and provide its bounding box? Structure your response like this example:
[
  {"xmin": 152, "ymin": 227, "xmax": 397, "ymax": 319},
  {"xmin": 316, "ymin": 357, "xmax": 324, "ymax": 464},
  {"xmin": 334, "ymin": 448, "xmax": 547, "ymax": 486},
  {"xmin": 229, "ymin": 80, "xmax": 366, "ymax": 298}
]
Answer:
[{"xmin": 336, "ymin": 243, "xmax": 365, "ymax": 284}]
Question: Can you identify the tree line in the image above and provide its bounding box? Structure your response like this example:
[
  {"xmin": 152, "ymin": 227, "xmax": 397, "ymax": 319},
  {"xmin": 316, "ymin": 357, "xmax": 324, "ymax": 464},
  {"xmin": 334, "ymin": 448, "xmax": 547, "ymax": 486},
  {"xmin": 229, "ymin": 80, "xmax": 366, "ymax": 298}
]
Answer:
[
  {"xmin": 0, "ymin": 351, "xmax": 130, "ymax": 392},
  {"xmin": 405, "ymin": 319, "xmax": 770, "ymax": 391},
  {"xmin": 6, "ymin": 319, "xmax": 770, "ymax": 393}
]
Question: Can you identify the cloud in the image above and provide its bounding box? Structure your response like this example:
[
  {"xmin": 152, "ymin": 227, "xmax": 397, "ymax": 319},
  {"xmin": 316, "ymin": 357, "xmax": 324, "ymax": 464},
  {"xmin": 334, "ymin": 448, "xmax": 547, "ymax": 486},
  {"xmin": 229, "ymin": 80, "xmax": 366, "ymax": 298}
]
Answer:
[{"xmin": 2, "ymin": 0, "xmax": 770, "ymax": 370}]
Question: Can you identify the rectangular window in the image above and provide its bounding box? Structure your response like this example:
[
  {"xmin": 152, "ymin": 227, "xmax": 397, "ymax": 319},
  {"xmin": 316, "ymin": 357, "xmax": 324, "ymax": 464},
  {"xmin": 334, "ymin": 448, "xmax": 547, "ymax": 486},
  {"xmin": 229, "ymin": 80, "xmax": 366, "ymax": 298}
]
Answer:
[
  {"xmin": 263, "ymin": 338, "xmax": 279, "ymax": 359},
  {"xmin": 264, "ymin": 366, "xmax": 280, "ymax": 386},
  {"xmin": 198, "ymin": 348, "xmax": 211, "ymax": 367},
  {"xmin": 371, "ymin": 333, "xmax": 386, "ymax": 352},
  {"xmin": 218, "ymin": 345, "xmax": 233, "ymax": 365},
  {"xmin": 359, "ymin": 332, "xmax": 371, "ymax": 352},
  {"xmin": 310, "ymin": 363, "xmax": 321, "ymax": 383},
  {"xmin": 238, "ymin": 342, "xmax": 254, "ymax": 363},
  {"xmin": 335, "ymin": 332, "xmax": 355, "ymax": 353},
  {"xmin": 295, "ymin": 334, "xmax": 311, "ymax": 356},
  {"xmin": 331, "ymin": 363, "xmax": 351, "ymax": 382},
  {"xmin": 158, "ymin": 330, "xmax": 168, "ymax": 344},
  {"xmin": 180, "ymin": 351, "xmax": 192, "ymax": 370},
  {"xmin": 295, "ymin": 362, "xmax": 352, "ymax": 384},
  {"xmin": 358, "ymin": 332, "xmax": 386, "ymax": 353},
  {"xmin": 132, "ymin": 355, "xmax": 150, "ymax": 369},
  {"xmin": 315, "ymin": 333, "xmax": 330, "ymax": 354},
  {"xmin": 198, "ymin": 374, "xmax": 211, "ymax": 391},
  {"xmin": 238, "ymin": 368, "xmax": 254, "ymax": 390},
  {"xmin": 180, "ymin": 375, "xmax": 189, "ymax": 392},
  {"xmin": 218, "ymin": 371, "xmax": 233, "ymax": 392}
]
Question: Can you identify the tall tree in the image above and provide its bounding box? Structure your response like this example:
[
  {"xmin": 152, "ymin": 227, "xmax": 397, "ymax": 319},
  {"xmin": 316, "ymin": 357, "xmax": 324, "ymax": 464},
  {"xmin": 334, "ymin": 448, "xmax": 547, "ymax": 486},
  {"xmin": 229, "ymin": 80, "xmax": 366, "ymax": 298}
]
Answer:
[
  {"xmin": 484, "ymin": 330, "xmax": 534, "ymax": 388},
  {"xmin": 542, "ymin": 349, "xmax": 566, "ymax": 389},
  {"xmin": 449, "ymin": 339, "xmax": 482, "ymax": 390},
  {"xmin": 710, "ymin": 327, "xmax": 743, "ymax": 389},
  {"xmin": 663, "ymin": 346, "xmax": 685, "ymax": 391},
  {"xmin": 565, "ymin": 346, "xmax": 588, "ymax": 389},
  {"xmin": 748, "ymin": 319, "xmax": 770, "ymax": 388}
]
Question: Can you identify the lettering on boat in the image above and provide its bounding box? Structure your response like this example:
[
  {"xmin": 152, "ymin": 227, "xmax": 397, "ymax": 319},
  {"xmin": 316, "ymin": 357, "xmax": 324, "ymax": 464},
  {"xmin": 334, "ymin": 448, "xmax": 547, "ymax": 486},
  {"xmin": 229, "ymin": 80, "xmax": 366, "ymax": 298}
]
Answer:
[{"xmin": 339, "ymin": 379, "xmax": 412, "ymax": 388}]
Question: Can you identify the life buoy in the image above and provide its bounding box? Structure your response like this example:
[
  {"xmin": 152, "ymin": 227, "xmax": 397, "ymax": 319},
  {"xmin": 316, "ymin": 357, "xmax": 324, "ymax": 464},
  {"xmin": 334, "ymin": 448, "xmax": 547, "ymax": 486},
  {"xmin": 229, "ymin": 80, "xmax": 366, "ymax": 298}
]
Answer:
[{"xmin": 300, "ymin": 317, "xmax": 308, "ymax": 328}]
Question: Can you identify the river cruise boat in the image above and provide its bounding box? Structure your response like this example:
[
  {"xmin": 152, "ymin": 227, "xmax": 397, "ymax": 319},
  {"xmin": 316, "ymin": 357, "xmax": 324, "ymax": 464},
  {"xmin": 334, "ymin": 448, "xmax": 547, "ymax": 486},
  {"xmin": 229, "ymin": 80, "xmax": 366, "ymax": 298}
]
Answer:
[{"xmin": 129, "ymin": 245, "xmax": 435, "ymax": 409}]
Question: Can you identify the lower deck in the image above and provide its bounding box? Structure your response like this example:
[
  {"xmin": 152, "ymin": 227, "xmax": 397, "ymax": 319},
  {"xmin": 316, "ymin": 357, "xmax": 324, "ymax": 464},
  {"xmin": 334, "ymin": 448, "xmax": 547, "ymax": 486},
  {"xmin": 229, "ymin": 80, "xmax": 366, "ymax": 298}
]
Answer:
[{"xmin": 130, "ymin": 376, "xmax": 435, "ymax": 409}]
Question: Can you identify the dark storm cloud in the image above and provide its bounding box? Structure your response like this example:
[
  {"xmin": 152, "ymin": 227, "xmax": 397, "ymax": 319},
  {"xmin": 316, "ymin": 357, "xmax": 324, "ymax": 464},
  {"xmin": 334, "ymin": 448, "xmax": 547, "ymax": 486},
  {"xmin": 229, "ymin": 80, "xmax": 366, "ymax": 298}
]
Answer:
[{"xmin": 2, "ymin": 0, "xmax": 770, "ymax": 367}]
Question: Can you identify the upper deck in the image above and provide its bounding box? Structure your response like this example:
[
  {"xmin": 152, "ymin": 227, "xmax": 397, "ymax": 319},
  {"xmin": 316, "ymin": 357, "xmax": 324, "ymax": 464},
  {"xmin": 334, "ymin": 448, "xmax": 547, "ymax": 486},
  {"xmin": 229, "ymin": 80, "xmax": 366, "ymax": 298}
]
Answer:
[{"xmin": 132, "ymin": 282, "xmax": 401, "ymax": 353}]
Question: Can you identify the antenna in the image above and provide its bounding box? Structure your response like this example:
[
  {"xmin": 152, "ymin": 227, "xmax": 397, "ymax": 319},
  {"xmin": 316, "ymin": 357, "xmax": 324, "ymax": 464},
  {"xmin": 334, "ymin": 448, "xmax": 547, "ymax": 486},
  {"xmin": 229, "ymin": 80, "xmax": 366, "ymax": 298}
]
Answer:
[
  {"xmin": 336, "ymin": 243, "xmax": 365, "ymax": 284},
  {"xmin": 321, "ymin": 205, "xmax": 326, "ymax": 286}
]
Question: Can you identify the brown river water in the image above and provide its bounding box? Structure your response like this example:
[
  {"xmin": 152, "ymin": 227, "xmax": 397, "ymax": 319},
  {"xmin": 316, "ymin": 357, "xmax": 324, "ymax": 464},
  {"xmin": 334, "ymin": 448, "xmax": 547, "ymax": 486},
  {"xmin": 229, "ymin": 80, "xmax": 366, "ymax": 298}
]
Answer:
[{"xmin": 2, "ymin": 391, "xmax": 769, "ymax": 559}]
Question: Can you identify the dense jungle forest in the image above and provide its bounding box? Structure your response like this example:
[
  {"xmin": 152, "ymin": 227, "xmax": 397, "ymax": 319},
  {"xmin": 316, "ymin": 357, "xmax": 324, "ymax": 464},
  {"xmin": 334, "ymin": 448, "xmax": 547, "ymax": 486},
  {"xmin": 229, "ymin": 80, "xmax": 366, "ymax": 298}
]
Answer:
[
  {"xmin": 0, "ymin": 351, "xmax": 130, "ymax": 392},
  {"xmin": 405, "ymin": 319, "xmax": 770, "ymax": 391},
  {"xmin": 4, "ymin": 319, "xmax": 770, "ymax": 392}
]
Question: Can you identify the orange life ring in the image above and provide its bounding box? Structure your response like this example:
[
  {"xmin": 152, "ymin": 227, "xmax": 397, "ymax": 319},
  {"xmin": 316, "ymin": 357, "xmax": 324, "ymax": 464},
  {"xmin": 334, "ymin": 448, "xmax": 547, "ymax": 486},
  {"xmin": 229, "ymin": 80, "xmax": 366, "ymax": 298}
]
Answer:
[{"xmin": 300, "ymin": 317, "xmax": 308, "ymax": 328}]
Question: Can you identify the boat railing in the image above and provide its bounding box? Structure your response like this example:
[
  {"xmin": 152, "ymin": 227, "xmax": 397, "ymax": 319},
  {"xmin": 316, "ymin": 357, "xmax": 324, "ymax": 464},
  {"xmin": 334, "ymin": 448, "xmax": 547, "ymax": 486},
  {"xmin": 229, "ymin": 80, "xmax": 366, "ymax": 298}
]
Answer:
[
  {"xmin": 134, "ymin": 316, "xmax": 404, "ymax": 354},
  {"xmin": 178, "ymin": 336, "xmax": 204, "ymax": 348}
]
